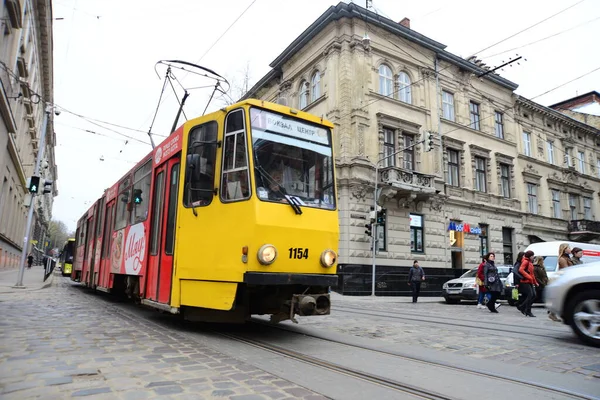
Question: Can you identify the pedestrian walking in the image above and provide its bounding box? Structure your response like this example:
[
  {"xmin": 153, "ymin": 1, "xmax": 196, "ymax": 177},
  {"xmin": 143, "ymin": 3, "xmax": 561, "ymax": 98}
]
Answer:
[
  {"xmin": 512, "ymin": 251, "xmax": 525, "ymax": 309},
  {"xmin": 533, "ymin": 256, "xmax": 548, "ymax": 304},
  {"xmin": 517, "ymin": 250, "xmax": 538, "ymax": 317},
  {"xmin": 483, "ymin": 252, "xmax": 502, "ymax": 313},
  {"xmin": 476, "ymin": 257, "xmax": 491, "ymax": 309},
  {"xmin": 571, "ymin": 247, "xmax": 584, "ymax": 265},
  {"xmin": 558, "ymin": 243, "xmax": 574, "ymax": 270},
  {"xmin": 407, "ymin": 260, "xmax": 425, "ymax": 303},
  {"xmin": 27, "ymin": 254, "xmax": 33, "ymax": 269}
]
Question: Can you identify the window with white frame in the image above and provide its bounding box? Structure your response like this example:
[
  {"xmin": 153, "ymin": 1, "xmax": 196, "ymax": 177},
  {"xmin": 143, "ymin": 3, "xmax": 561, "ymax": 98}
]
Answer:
[
  {"xmin": 383, "ymin": 128, "xmax": 395, "ymax": 167},
  {"xmin": 546, "ymin": 141, "xmax": 554, "ymax": 164},
  {"xmin": 527, "ymin": 183, "xmax": 538, "ymax": 214},
  {"xmin": 522, "ymin": 132, "xmax": 531, "ymax": 156},
  {"xmin": 584, "ymin": 197, "xmax": 592, "ymax": 220},
  {"xmin": 447, "ymin": 149, "xmax": 459, "ymax": 187},
  {"xmin": 552, "ymin": 190, "xmax": 561, "ymax": 219},
  {"xmin": 494, "ymin": 111, "xmax": 504, "ymax": 139},
  {"xmin": 403, "ymin": 135, "xmax": 415, "ymax": 170},
  {"xmin": 398, "ymin": 72, "xmax": 411, "ymax": 103},
  {"xmin": 475, "ymin": 157, "xmax": 486, "ymax": 192},
  {"xmin": 500, "ymin": 164, "xmax": 510, "ymax": 198},
  {"xmin": 298, "ymin": 81, "xmax": 308, "ymax": 109},
  {"xmin": 565, "ymin": 148, "xmax": 573, "ymax": 167},
  {"xmin": 569, "ymin": 193, "xmax": 578, "ymax": 220},
  {"xmin": 442, "ymin": 91, "xmax": 455, "ymax": 121},
  {"xmin": 469, "ymin": 101, "xmax": 481, "ymax": 130},
  {"xmin": 310, "ymin": 71, "xmax": 321, "ymax": 101},
  {"xmin": 578, "ymin": 151, "xmax": 585, "ymax": 173},
  {"xmin": 379, "ymin": 65, "xmax": 393, "ymax": 97}
]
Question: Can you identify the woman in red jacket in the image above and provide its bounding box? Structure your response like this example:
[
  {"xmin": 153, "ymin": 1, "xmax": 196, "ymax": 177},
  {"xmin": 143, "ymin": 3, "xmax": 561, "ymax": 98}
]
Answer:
[
  {"xmin": 517, "ymin": 250, "xmax": 539, "ymax": 317},
  {"xmin": 476, "ymin": 257, "xmax": 488, "ymax": 309}
]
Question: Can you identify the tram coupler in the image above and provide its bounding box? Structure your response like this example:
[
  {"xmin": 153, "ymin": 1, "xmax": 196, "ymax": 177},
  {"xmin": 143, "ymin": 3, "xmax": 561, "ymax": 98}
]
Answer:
[{"xmin": 290, "ymin": 294, "xmax": 331, "ymax": 322}]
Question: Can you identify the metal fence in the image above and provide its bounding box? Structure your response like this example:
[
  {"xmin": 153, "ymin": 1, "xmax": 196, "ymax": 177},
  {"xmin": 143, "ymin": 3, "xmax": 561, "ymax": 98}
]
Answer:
[{"xmin": 43, "ymin": 256, "xmax": 56, "ymax": 282}]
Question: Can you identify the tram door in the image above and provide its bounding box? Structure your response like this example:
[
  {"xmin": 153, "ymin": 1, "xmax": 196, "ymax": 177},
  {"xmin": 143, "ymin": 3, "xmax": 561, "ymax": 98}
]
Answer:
[{"xmin": 147, "ymin": 157, "xmax": 180, "ymax": 304}]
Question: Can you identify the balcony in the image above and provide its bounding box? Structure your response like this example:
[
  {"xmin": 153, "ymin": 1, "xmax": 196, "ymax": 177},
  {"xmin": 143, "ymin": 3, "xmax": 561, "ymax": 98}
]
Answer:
[
  {"xmin": 377, "ymin": 166, "xmax": 436, "ymax": 205},
  {"xmin": 568, "ymin": 219, "xmax": 600, "ymax": 242}
]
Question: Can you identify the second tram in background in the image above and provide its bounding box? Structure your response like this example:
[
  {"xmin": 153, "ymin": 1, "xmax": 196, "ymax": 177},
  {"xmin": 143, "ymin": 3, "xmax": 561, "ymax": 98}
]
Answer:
[
  {"xmin": 71, "ymin": 99, "xmax": 339, "ymax": 323},
  {"xmin": 60, "ymin": 238, "xmax": 75, "ymax": 277}
]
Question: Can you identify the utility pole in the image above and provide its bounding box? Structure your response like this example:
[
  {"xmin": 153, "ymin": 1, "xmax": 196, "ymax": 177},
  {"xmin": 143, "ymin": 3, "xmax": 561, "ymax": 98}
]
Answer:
[
  {"xmin": 371, "ymin": 138, "xmax": 427, "ymax": 296},
  {"xmin": 15, "ymin": 103, "xmax": 51, "ymax": 288}
]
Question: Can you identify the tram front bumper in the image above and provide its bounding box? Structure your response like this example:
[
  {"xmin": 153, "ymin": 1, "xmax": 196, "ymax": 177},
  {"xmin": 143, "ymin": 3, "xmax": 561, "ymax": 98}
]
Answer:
[{"xmin": 243, "ymin": 272, "xmax": 338, "ymax": 286}]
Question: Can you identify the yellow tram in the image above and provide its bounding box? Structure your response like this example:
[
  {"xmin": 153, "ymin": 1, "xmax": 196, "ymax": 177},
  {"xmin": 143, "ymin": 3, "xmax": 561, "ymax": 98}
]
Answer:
[{"xmin": 74, "ymin": 99, "xmax": 339, "ymax": 323}]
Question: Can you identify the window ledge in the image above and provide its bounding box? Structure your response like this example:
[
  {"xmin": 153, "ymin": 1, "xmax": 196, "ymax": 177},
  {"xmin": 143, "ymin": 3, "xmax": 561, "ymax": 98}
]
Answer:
[
  {"xmin": 441, "ymin": 118, "xmax": 517, "ymax": 147},
  {"xmin": 368, "ymin": 91, "xmax": 430, "ymax": 115},
  {"xmin": 303, "ymin": 93, "xmax": 327, "ymax": 111}
]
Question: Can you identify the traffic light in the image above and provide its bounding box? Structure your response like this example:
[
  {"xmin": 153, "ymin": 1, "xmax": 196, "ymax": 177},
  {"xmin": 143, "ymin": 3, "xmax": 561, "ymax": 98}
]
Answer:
[
  {"xmin": 376, "ymin": 208, "xmax": 387, "ymax": 225},
  {"xmin": 40, "ymin": 179, "xmax": 53, "ymax": 194},
  {"xmin": 133, "ymin": 189, "xmax": 143, "ymax": 205},
  {"xmin": 365, "ymin": 223, "xmax": 373, "ymax": 237},
  {"xmin": 427, "ymin": 132, "xmax": 435, "ymax": 152},
  {"xmin": 28, "ymin": 176, "xmax": 40, "ymax": 193}
]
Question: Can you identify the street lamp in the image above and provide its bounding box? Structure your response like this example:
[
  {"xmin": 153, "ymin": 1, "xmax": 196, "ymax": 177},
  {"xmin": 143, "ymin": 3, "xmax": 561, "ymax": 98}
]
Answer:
[{"xmin": 370, "ymin": 135, "xmax": 429, "ymax": 296}]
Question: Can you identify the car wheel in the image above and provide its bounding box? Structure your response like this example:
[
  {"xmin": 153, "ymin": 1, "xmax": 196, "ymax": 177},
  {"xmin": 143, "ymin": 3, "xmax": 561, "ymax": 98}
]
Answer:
[
  {"xmin": 566, "ymin": 290, "xmax": 600, "ymax": 347},
  {"xmin": 444, "ymin": 297, "xmax": 460, "ymax": 304}
]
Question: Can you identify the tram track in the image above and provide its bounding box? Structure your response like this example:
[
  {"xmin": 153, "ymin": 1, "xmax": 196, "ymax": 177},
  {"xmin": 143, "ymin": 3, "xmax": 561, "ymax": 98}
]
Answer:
[
  {"xmin": 61, "ymin": 278, "xmax": 598, "ymax": 400},
  {"xmin": 331, "ymin": 305, "xmax": 569, "ymax": 342}
]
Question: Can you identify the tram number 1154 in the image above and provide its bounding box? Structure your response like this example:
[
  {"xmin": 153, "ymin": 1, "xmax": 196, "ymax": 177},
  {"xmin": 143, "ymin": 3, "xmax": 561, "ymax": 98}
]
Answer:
[{"xmin": 289, "ymin": 247, "xmax": 309, "ymax": 259}]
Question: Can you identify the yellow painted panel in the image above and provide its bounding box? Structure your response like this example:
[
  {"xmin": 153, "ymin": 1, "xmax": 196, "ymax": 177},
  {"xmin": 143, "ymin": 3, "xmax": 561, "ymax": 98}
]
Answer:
[{"xmin": 179, "ymin": 280, "xmax": 237, "ymax": 310}]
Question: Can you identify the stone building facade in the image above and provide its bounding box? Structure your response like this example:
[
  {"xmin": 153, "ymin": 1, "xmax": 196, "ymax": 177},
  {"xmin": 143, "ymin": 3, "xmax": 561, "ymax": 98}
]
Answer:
[
  {"xmin": 0, "ymin": 0, "xmax": 57, "ymax": 268},
  {"xmin": 243, "ymin": 3, "xmax": 600, "ymax": 293}
]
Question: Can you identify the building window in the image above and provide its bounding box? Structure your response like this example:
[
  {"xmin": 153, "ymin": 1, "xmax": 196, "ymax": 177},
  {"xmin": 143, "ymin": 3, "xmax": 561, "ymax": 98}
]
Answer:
[
  {"xmin": 447, "ymin": 149, "xmax": 459, "ymax": 187},
  {"xmin": 565, "ymin": 148, "xmax": 573, "ymax": 167},
  {"xmin": 376, "ymin": 223, "xmax": 386, "ymax": 252},
  {"xmin": 500, "ymin": 164, "xmax": 510, "ymax": 198},
  {"xmin": 299, "ymin": 81, "xmax": 308, "ymax": 109},
  {"xmin": 494, "ymin": 111, "xmax": 504, "ymax": 139},
  {"xmin": 569, "ymin": 194, "xmax": 578, "ymax": 220},
  {"xmin": 527, "ymin": 183, "xmax": 538, "ymax": 214},
  {"xmin": 578, "ymin": 151, "xmax": 585, "ymax": 173},
  {"xmin": 547, "ymin": 141, "xmax": 554, "ymax": 164},
  {"xmin": 442, "ymin": 91, "xmax": 455, "ymax": 121},
  {"xmin": 403, "ymin": 135, "xmax": 414, "ymax": 170},
  {"xmin": 479, "ymin": 224, "xmax": 488, "ymax": 258},
  {"xmin": 552, "ymin": 190, "xmax": 561, "ymax": 219},
  {"xmin": 379, "ymin": 64, "xmax": 393, "ymax": 96},
  {"xmin": 398, "ymin": 72, "xmax": 411, "ymax": 103},
  {"xmin": 310, "ymin": 71, "xmax": 321, "ymax": 101},
  {"xmin": 502, "ymin": 227, "xmax": 514, "ymax": 265},
  {"xmin": 597, "ymin": 159, "xmax": 600, "ymax": 178},
  {"xmin": 522, "ymin": 132, "xmax": 531, "ymax": 156},
  {"xmin": 410, "ymin": 214, "xmax": 424, "ymax": 253},
  {"xmin": 475, "ymin": 157, "xmax": 486, "ymax": 192},
  {"xmin": 383, "ymin": 128, "xmax": 395, "ymax": 167},
  {"xmin": 469, "ymin": 101, "xmax": 480, "ymax": 130},
  {"xmin": 584, "ymin": 197, "xmax": 592, "ymax": 220}
]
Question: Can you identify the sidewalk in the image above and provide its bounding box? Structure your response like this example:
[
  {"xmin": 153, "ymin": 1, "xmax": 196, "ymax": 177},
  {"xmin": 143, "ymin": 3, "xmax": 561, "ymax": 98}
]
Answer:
[
  {"xmin": 0, "ymin": 266, "xmax": 54, "ymax": 294},
  {"xmin": 331, "ymin": 291, "xmax": 445, "ymax": 304}
]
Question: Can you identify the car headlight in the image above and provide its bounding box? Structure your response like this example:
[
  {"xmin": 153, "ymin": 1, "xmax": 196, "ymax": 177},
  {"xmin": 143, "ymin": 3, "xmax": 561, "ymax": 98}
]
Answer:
[
  {"xmin": 464, "ymin": 283, "xmax": 477, "ymax": 289},
  {"xmin": 257, "ymin": 244, "xmax": 277, "ymax": 265},
  {"xmin": 320, "ymin": 249, "xmax": 337, "ymax": 268},
  {"xmin": 442, "ymin": 283, "xmax": 448, "ymax": 289}
]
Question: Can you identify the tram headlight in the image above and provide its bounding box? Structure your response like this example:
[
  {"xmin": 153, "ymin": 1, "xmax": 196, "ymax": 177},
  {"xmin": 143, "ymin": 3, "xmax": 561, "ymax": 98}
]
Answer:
[
  {"xmin": 257, "ymin": 244, "xmax": 277, "ymax": 265},
  {"xmin": 320, "ymin": 249, "xmax": 337, "ymax": 268}
]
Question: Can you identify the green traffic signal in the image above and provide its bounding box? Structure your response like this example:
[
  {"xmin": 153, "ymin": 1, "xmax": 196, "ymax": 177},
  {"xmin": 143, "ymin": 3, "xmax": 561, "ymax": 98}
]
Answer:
[
  {"xmin": 28, "ymin": 176, "xmax": 40, "ymax": 193},
  {"xmin": 133, "ymin": 189, "xmax": 143, "ymax": 204}
]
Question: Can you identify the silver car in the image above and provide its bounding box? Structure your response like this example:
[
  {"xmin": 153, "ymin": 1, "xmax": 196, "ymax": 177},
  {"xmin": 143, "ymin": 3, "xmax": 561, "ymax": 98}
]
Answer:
[
  {"xmin": 442, "ymin": 265, "xmax": 511, "ymax": 304},
  {"xmin": 545, "ymin": 261, "xmax": 600, "ymax": 347}
]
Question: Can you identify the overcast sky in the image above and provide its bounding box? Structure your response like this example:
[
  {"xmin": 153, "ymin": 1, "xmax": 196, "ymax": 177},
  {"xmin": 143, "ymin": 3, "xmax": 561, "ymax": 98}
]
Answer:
[{"xmin": 51, "ymin": 0, "xmax": 600, "ymax": 232}]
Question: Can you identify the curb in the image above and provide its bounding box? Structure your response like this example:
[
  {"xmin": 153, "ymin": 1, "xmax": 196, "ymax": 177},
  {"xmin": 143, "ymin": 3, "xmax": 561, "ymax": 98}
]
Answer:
[{"xmin": 0, "ymin": 271, "xmax": 55, "ymax": 294}]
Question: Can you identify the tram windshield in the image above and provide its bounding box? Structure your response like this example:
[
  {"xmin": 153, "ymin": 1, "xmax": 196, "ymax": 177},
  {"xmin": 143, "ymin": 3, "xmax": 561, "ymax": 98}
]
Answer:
[
  {"xmin": 62, "ymin": 240, "xmax": 75, "ymax": 264},
  {"xmin": 250, "ymin": 107, "xmax": 335, "ymax": 211}
]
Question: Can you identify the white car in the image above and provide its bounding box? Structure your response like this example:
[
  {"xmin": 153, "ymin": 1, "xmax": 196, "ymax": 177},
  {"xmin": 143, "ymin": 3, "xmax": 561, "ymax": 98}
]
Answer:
[
  {"xmin": 442, "ymin": 265, "xmax": 511, "ymax": 304},
  {"xmin": 544, "ymin": 261, "xmax": 600, "ymax": 347}
]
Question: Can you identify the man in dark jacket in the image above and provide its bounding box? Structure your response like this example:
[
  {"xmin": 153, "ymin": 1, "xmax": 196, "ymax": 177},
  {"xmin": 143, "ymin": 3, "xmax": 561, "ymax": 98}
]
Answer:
[{"xmin": 407, "ymin": 260, "xmax": 425, "ymax": 303}]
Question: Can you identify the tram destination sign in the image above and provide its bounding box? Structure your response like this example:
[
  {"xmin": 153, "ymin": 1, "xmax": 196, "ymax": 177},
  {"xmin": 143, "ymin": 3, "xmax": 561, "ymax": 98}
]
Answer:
[{"xmin": 251, "ymin": 108, "xmax": 329, "ymax": 145}]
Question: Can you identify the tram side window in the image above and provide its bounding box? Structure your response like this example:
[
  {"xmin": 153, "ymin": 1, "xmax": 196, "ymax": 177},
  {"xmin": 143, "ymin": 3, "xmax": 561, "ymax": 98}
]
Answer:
[
  {"xmin": 165, "ymin": 163, "xmax": 180, "ymax": 255},
  {"xmin": 184, "ymin": 121, "xmax": 218, "ymax": 207},
  {"xmin": 221, "ymin": 109, "xmax": 250, "ymax": 201},
  {"xmin": 95, "ymin": 198, "xmax": 105, "ymax": 238},
  {"xmin": 132, "ymin": 159, "xmax": 152, "ymax": 224},
  {"xmin": 115, "ymin": 178, "xmax": 131, "ymax": 231}
]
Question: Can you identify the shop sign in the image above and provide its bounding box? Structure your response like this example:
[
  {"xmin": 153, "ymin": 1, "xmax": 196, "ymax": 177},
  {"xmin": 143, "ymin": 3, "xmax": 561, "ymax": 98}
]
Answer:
[{"xmin": 447, "ymin": 221, "xmax": 482, "ymax": 235}]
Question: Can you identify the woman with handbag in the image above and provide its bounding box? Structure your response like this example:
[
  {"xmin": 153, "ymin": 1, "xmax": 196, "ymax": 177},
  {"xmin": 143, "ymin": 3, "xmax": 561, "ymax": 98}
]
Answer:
[
  {"xmin": 483, "ymin": 252, "xmax": 503, "ymax": 313},
  {"xmin": 476, "ymin": 257, "xmax": 488, "ymax": 309}
]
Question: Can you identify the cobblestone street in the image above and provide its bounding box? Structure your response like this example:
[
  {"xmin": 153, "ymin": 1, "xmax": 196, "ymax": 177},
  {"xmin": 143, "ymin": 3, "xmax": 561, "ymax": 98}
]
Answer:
[
  {"xmin": 297, "ymin": 293, "xmax": 600, "ymax": 380},
  {"xmin": 0, "ymin": 277, "xmax": 327, "ymax": 399}
]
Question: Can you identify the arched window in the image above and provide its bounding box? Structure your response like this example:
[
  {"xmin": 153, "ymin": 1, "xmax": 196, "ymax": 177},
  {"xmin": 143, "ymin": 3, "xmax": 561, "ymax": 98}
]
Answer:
[
  {"xmin": 298, "ymin": 81, "xmax": 308, "ymax": 109},
  {"xmin": 398, "ymin": 72, "xmax": 412, "ymax": 104},
  {"xmin": 378, "ymin": 64, "xmax": 393, "ymax": 97},
  {"xmin": 311, "ymin": 71, "xmax": 321, "ymax": 101}
]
